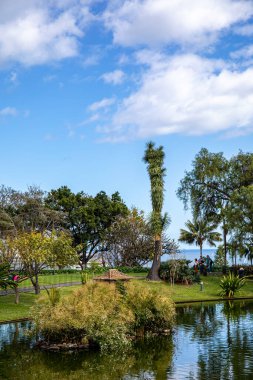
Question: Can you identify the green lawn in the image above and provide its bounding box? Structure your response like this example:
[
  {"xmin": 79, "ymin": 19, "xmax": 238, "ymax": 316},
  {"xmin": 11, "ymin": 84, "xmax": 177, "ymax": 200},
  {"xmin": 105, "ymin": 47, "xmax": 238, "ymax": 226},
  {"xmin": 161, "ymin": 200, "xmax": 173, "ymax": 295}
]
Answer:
[
  {"xmin": 0, "ymin": 286, "xmax": 81, "ymax": 322},
  {"xmin": 20, "ymin": 272, "xmax": 146, "ymax": 288},
  {"xmin": 0, "ymin": 293, "xmax": 36, "ymax": 322},
  {"xmin": 20, "ymin": 273, "xmax": 82, "ymax": 287},
  {"xmin": 138, "ymin": 275, "xmax": 253, "ymax": 302},
  {"xmin": 1, "ymin": 274, "xmax": 253, "ymax": 323}
]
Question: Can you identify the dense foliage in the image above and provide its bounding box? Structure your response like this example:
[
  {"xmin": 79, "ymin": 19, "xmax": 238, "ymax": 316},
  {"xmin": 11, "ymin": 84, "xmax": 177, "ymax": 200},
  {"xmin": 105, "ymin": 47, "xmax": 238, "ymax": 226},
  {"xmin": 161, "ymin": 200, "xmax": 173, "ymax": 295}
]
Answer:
[
  {"xmin": 105, "ymin": 209, "xmax": 154, "ymax": 267},
  {"xmin": 177, "ymin": 149, "xmax": 253, "ymax": 266},
  {"xmin": 33, "ymin": 281, "xmax": 175, "ymax": 351},
  {"xmin": 0, "ymin": 231, "xmax": 77, "ymax": 294},
  {"xmin": 159, "ymin": 260, "xmax": 195, "ymax": 285},
  {"xmin": 45, "ymin": 187, "xmax": 129, "ymax": 268}
]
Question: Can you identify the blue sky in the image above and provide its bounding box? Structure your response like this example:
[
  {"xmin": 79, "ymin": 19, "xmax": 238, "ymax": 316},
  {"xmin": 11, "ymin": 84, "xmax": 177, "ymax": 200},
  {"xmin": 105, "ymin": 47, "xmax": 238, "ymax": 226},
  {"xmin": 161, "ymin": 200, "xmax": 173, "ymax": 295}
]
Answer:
[{"xmin": 0, "ymin": 0, "xmax": 253, "ymax": 248}]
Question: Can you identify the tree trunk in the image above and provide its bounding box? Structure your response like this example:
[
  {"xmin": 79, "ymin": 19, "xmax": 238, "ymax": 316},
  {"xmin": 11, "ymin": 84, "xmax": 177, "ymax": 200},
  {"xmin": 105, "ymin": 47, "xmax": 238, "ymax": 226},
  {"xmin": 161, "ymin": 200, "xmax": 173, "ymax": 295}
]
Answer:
[
  {"xmin": 14, "ymin": 286, "xmax": 19, "ymax": 304},
  {"xmin": 223, "ymin": 224, "xmax": 227, "ymax": 274},
  {"xmin": 35, "ymin": 273, "xmax": 40, "ymax": 294},
  {"xmin": 147, "ymin": 239, "xmax": 161, "ymax": 281},
  {"xmin": 31, "ymin": 274, "xmax": 40, "ymax": 294},
  {"xmin": 200, "ymin": 242, "xmax": 203, "ymax": 259}
]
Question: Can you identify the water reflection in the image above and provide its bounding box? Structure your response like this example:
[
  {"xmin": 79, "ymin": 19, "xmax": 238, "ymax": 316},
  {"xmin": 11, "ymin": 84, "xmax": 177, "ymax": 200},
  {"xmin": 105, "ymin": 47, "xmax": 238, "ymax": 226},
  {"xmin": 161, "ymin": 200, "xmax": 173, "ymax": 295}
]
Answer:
[
  {"xmin": 0, "ymin": 325, "xmax": 174, "ymax": 380},
  {"xmin": 0, "ymin": 301, "xmax": 253, "ymax": 379},
  {"xmin": 169, "ymin": 301, "xmax": 253, "ymax": 380}
]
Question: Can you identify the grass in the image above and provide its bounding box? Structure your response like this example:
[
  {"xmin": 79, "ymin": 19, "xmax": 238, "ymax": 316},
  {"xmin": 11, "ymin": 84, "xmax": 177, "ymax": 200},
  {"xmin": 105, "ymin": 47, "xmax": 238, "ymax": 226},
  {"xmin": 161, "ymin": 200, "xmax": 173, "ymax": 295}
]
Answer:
[
  {"xmin": 0, "ymin": 286, "xmax": 81, "ymax": 322},
  {"xmin": 19, "ymin": 272, "xmax": 146, "ymax": 288},
  {"xmin": 0, "ymin": 293, "xmax": 36, "ymax": 321},
  {"xmin": 1, "ymin": 274, "xmax": 253, "ymax": 322},
  {"xmin": 141, "ymin": 275, "xmax": 253, "ymax": 302},
  {"xmin": 0, "ymin": 270, "xmax": 143, "ymax": 292},
  {"xmin": 20, "ymin": 273, "xmax": 82, "ymax": 287}
]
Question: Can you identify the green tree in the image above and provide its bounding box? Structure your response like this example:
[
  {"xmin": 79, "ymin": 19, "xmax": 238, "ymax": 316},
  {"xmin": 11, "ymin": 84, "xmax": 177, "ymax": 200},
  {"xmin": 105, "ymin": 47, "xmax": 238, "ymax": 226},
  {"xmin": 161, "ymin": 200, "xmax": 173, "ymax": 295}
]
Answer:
[
  {"xmin": 177, "ymin": 148, "xmax": 253, "ymax": 268},
  {"xmin": 0, "ymin": 185, "xmax": 62, "ymax": 236},
  {"xmin": 45, "ymin": 187, "xmax": 128, "ymax": 269},
  {"xmin": 0, "ymin": 209, "xmax": 15, "ymax": 238},
  {"xmin": 179, "ymin": 218, "xmax": 222, "ymax": 258},
  {"xmin": 227, "ymin": 186, "xmax": 253, "ymax": 262},
  {"xmin": 10, "ymin": 231, "xmax": 77, "ymax": 294},
  {"xmin": 105, "ymin": 209, "xmax": 154, "ymax": 267},
  {"xmin": 143, "ymin": 142, "xmax": 168, "ymax": 281}
]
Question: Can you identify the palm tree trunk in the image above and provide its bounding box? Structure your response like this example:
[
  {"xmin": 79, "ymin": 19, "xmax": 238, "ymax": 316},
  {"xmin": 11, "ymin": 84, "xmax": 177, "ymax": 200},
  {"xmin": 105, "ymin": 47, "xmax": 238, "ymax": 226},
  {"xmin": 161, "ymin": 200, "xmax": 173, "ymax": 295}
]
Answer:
[
  {"xmin": 147, "ymin": 239, "xmax": 161, "ymax": 281},
  {"xmin": 200, "ymin": 242, "xmax": 203, "ymax": 258}
]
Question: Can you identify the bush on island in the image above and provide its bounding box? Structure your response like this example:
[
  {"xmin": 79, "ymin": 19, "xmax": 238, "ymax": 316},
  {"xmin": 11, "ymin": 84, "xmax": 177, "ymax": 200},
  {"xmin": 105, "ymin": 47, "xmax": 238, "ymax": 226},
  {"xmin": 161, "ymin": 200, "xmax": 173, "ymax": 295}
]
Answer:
[{"xmin": 32, "ymin": 281, "xmax": 175, "ymax": 352}]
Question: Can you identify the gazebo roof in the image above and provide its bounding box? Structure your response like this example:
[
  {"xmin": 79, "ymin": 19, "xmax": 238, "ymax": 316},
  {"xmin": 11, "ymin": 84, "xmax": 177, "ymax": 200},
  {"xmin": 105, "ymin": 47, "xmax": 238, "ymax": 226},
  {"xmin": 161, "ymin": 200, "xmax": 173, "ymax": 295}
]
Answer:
[{"xmin": 93, "ymin": 269, "xmax": 132, "ymax": 281}]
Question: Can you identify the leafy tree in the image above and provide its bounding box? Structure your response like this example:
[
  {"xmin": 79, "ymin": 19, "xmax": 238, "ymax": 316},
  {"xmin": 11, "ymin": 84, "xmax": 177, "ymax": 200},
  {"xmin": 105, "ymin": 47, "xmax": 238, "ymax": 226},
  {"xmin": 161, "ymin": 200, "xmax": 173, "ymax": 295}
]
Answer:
[
  {"xmin": 177, "ymin": 148, "xmax": 253, "ymax": 267},
  {"xmin": 0, "ymin": 237, "xmax": 18, "ymax": 268},
  {"xmin": 143, "ymin": 142, "xmax": 168, "ymax": 280},
  {"xmin": 0, "ymin": 209, "xmax": 15, "ymax": 238},
  {"xmin": 227, "ymin": 186, "xmax": 253, "ymax": 262},
  {"xmin": 0, "ymin": 185, "xmax": 62, "ymax": 236},
  {"xmin": 10, "ymin": 231, "xmax": 77, "ymax": 294},
  {"xmin": 0, "ymin": 263, "xmax": 13, "ymax": 290},
  {"xmin": 105, "ymin": 209, "xmax": 177, "ymax": 268},
  {"xmin": 105, "ymin": 209, "xmax": 153, "ymax": 267},
  {"xmin": 45, "ymin": 187, "xmax": 128, "ymax": 269},
  {"xmin": 178, "ymin": 218, "xmax": 222, "ymax": 258}
]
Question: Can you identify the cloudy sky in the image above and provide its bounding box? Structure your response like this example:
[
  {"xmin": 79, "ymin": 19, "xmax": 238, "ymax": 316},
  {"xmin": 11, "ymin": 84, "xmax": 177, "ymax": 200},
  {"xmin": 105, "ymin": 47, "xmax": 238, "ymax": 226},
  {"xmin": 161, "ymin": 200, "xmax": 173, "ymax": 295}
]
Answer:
[{"xmin": 0, "ymin": 0, "xmax": 253, "ymax": 248}]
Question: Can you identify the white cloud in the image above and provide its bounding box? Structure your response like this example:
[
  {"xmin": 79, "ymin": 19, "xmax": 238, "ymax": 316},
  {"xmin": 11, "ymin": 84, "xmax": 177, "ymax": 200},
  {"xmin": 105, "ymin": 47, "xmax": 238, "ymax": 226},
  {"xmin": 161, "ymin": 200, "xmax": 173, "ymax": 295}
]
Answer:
[
  {"xmin": 100, "ymin": 53, "xmax": 253, "ymax": 140},
  {"xmin": 9, "ymin": 71, "xmax": 18, "ymax": 84},
  {"xmin": 104, "ymin": 0, "xmax": 253, "ymax": 48},
  {"xmin": 231, "ymin": 45, "xmax": 253, "ymax": 59},
  {"xmin": 0, "ymin": 0, "xmax": 93, "ymax": 66},
  {"xmin": 101, "ymin": 69, "xmax": 125, "ymax": 84},
  {"xmin": 43, "ymin": 74, "xmax": 57, "ymax": 82},
  {"xmin": 235, "ymin": 23, "xmax": 253, "ymax": 36},
  {"xmin": 0, "ymin": 107, "xmax": 17, "ymax": 116},
  {"xmin": 88, "ymin": 97, "xmax": 115, "ymax": 112}
]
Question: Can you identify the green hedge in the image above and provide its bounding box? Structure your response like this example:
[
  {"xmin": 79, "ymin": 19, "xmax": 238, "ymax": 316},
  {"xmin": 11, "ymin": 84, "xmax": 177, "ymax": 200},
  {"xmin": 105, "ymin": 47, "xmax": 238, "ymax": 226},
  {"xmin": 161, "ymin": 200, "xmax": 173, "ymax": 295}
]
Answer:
[{"xmin": 40, "ymin": 266, "xmax": 149, "ymax": 276}]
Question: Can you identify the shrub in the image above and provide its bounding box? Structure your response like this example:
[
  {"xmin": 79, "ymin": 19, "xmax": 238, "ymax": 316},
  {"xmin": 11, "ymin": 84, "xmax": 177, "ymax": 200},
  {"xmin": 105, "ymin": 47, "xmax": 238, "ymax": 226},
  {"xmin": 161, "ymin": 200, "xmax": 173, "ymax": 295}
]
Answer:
[
  {"xmin": 33, "ymin": 282, "xmax": 134, "ymax": 351},
  {"xmin": 126, "ymin": 283, "xmax": 175, "ymax": 335},
  {"xmin": 219, "ymin": 273, "xmax": 245, "ymax": 298},
  {"xmin": 159, "ymin": 260, "xmax": 194, "ymax": 284},
  {"xmin": 32, "ymin": 281, "xmax": 175, "ymax": 351},
  {"xmin": 44, "ymin": 287, "xmax": 61, "ymax": 306}
]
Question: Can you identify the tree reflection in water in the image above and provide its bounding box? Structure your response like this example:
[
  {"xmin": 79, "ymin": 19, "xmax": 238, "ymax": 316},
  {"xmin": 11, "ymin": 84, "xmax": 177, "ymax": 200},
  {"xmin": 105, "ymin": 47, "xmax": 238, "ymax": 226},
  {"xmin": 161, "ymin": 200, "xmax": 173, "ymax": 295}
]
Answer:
[
  {"xmin": 0, "ymin": 326, "xmax": 174, "ymax": 380},
  {"xmin": 171, "ymin": 301, "xmax": 253, "ymax": 380},
  {"xmin": 1, "ymin": 301, "xmax": 253, "ymax": 380}
]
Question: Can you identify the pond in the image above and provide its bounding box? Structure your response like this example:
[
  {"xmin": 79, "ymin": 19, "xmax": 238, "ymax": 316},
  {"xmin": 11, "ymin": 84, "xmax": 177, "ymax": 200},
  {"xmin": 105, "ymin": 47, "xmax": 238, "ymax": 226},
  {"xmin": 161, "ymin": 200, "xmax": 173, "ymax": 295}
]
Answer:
[{"xmin": 0, "ymin": 301, "xmax": 253, "ymax": 380}]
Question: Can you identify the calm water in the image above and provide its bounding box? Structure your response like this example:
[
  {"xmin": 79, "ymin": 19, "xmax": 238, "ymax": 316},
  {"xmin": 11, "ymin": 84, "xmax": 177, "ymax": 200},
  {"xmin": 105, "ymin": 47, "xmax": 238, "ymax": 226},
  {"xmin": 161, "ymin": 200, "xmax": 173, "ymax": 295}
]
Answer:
[{"xmin": 1, "ymin": 301, "xmax": 253, "ymax": 380}]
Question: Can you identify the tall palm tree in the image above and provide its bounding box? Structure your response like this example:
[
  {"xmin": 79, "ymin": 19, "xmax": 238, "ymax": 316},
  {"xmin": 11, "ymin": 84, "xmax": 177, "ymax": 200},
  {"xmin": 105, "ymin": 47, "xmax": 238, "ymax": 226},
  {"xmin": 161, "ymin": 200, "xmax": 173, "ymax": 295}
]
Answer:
[
  {"xmin": 143, "ymin": 141, "xmax": 167, "ymax": 281},
  {"xmin": 179, "ymin": 218, "xmax": 222, "ymax": 258}
]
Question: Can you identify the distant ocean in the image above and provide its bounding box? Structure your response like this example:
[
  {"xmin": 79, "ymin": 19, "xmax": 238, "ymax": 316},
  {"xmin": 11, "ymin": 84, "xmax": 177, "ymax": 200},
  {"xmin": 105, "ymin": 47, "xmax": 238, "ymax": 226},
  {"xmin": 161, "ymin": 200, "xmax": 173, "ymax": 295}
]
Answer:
[{"xmin": 162, "ymin": 249, "xmax": 248, "ymax": 266}]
